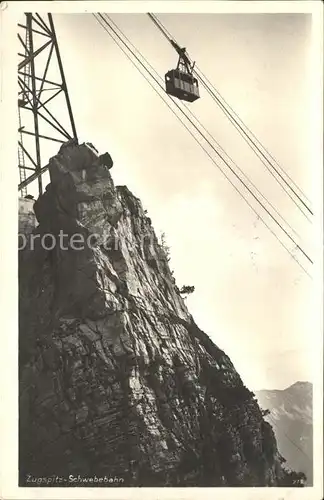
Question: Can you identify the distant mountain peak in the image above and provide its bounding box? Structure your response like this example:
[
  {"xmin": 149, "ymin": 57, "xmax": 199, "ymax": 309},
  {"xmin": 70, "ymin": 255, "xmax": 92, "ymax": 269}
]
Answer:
[
  {"xmin": 288, "ymin": 381, "xmax": 312, "ymax": 390},
  {"xmin": 255, "ymin": 380, "xmax": 313, "ymax": 486}
]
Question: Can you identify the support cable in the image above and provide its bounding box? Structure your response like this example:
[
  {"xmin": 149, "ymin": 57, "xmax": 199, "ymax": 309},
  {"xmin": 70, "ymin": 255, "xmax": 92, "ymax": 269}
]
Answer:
[
  {"xmin": 148, "ymin": 13, "xmax": 313, "ymax": 218},
  {"xmin": 105, "ymin": 14, "xmax": 303, "ymax": 244},
  {"xmin": 94, "ymin": 13, "xmax": 312, "ymax": 275}
]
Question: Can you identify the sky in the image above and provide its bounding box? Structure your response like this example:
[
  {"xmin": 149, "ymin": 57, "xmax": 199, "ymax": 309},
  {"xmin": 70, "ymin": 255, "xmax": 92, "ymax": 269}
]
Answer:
[{"xmin": 20, "ymin": 12, "xmax": 317, "ymax": 391}]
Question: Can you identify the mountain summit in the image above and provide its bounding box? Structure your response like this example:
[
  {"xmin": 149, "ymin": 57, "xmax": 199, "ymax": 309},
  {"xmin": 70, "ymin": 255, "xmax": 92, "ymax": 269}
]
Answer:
[
  {"xmin": 256, "ymin": 381, "xmax": 313, "ymax": 485},
  {"xmin": 19, "ymin": 142, "xmax": 305, "ymax": 487}
]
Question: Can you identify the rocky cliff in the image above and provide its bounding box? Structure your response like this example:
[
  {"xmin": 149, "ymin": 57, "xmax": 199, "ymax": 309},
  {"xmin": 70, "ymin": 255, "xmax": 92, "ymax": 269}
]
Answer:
[{"xmin": 19, "ymin": 142, "xmax": 299, "ymax": 487}]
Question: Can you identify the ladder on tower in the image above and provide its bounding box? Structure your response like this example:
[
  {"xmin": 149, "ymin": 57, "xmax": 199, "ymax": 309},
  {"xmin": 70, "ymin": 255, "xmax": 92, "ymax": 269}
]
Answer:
[
  {"xmin": 18, "ymin": 107, "xmax": 27, "ymax": 197},
  {"xmin": 23, "ymin": 28, "xmax": 31, "ymax": 102},
  {"xmin": 19, "ymin": 25, "xmax": 31, "ymax": 107},
  {"xmin": 18, "ymin": 23, "xmax": 31, "ymax": 196}
]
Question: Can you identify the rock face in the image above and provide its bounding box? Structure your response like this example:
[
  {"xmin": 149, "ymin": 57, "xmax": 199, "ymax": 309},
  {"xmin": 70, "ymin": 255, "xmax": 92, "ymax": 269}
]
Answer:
[
  {"xmin": 19, "ymin": 142, "xmax": 294, "ymax": 487},
  {"xmin": 256, "ymin": 382, "xmax": 313, "ymax": 485},
  {"xmin": 19, "ymin": 197, "xmax": 37, "ymax": 235}
]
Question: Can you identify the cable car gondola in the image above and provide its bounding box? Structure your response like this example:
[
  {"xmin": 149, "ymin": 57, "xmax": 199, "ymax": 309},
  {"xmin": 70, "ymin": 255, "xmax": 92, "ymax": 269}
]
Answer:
[{"xmin": 165, "ymin": 40, "xmax": 200, "ymax": 103}]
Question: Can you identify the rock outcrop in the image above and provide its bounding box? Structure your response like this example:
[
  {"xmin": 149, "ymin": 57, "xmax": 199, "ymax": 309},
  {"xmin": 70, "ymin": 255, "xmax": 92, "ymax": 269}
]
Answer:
[
  {"xmin": 19, "ymin": 142, "xmax": 298, "ymax": 487},
  {"xmin": 19, "ymin": 197, "xmax": 37, "ymax": 235}
]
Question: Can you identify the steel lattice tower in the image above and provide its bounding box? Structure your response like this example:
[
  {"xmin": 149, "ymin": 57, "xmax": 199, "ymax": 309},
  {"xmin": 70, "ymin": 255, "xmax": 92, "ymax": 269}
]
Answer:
[{"xmin": 18, "ymin": 13, "xmax": 78, "ymax": 196}]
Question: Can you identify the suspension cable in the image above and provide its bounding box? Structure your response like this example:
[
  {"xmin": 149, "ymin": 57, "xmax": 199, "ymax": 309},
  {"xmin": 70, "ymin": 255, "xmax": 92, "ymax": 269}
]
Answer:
[
  {"xmin": 196, "ymin": 67, "xmax": 312, "ymax": 206},
  {"xmin": 106, "ymin": 14, "xmax": 303, "ymax": 245},
  {"xmin": 196, "ymin": 74, "xmax": 313, "ymax": 220},
  {"xmin": 147, "ymin": 13, "xmax": 313, "ymax": 218},
  {"xmin": 95, "ymin": 15, "xmax": 314, "ymax": 462},
  {"xmin": 94, "ymin": 13, "xmax": 312, "ymax": 275}
]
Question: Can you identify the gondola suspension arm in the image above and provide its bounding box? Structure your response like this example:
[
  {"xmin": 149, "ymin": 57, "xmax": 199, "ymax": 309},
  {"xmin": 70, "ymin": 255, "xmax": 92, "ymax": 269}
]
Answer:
[{"xmin": 147, "ymin": 13, "xmax": 195, "ymax": 72}]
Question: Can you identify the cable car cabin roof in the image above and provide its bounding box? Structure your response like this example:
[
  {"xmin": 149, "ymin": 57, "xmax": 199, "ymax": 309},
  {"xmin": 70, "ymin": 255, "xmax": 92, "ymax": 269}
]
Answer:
[{"xmin": 165, "ymin": 69, "xmax": 200, "ymax": 103}]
